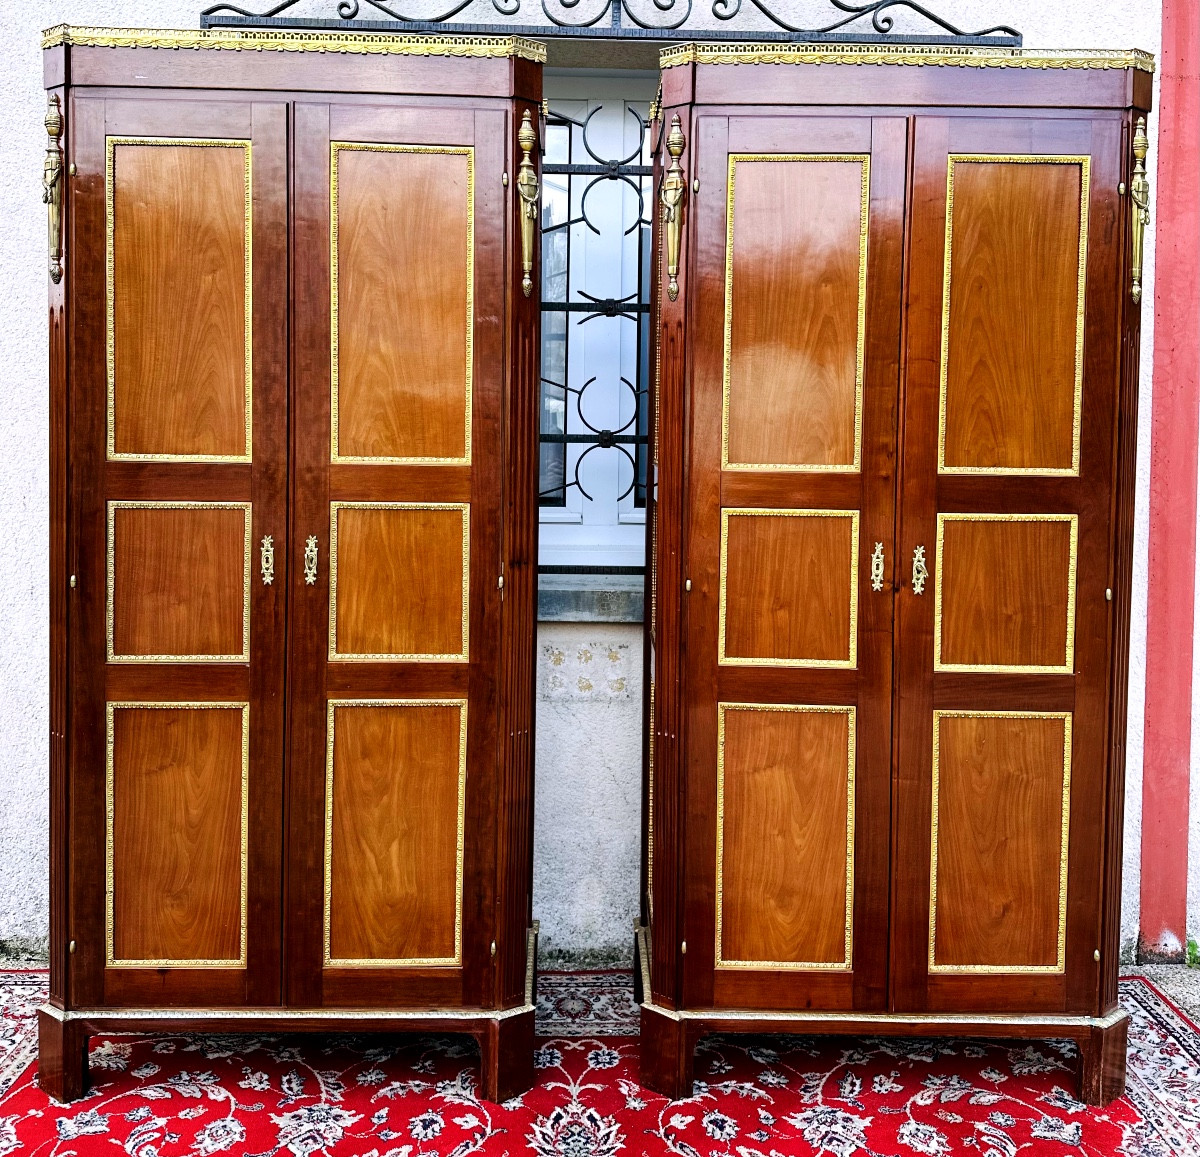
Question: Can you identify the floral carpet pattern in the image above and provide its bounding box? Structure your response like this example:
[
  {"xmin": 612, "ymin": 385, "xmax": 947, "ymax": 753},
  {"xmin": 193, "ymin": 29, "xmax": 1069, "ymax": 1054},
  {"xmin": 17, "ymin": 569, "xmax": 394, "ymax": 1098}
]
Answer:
[{"xmin": 0, "ymin": 971, "xmax": 1195, "ymax": 1155}]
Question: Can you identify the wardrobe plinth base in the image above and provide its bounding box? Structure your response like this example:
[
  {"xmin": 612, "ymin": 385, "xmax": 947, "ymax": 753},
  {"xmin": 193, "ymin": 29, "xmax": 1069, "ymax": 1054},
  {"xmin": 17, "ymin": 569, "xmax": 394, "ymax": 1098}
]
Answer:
[
  {"xmin": 637, "ymin": 999, "xmax": 1131, "ymax": 1107},
  {"xmin": 36, "ymin": 1003, "xmax": 537, "ymax": 1105},
  {"xmin": 639, "ymin": 1001, "xmax": 696, "ymax": 1100},
  {"xmin": 37, "ymin": 1006, "xmax": 89, "ymax": 1104},
  {"xmin": 1078, "ymin": 1012, "xmax": 1129, "ymax": 1105}
]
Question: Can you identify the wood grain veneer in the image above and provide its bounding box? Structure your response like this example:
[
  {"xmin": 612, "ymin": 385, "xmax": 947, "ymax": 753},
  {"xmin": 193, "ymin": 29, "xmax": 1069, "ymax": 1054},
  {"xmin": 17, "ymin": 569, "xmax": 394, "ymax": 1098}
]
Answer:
[
  {"xmin": 941, "ymin": 158, "xmax": 1086, "ymax": 475},
  {"xmin": 718, "ymin": 704, "xmax": 853, "ymax": 968},
  {"xmin": 333, "ymin": 145, "xmax": 471, "ymax": 463},
  {"xmin": 936, "ymin": 515, "xmax": 1076, "ymax": 671},
  {"xmin": 109, "ymin": 704, "xmax": 246, "ymax": 964},
  {"xmin": 331, "ymin": 503, "xmax": 468, "ymax": 660},
  {"xmin": 721, "ymin": 509, "xmax": 857, "ymax": 666},
  {"xmin": 110, "ymin": 141, "xmax": 249, "ymax": 459},
  {"xmin": 932, "ymin": 712, "xmax": 1070, "ymax": 971},
  {"xmin": 109, "ymin": 504, "xmax": 248, "ymax": 660},
  {"xmin": 327, "ymin": 701, "xmax": 464, "ymax": 964},
  {"xmin": 725, "ymin": 156, "xmax": 866, "ymax": 471}
]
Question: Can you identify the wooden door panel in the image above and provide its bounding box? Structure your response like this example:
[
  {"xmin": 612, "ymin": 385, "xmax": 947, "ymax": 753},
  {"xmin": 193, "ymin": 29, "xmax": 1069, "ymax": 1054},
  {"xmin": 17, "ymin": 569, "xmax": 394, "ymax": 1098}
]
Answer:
[
  {"xmin": 332, "ymin": 144, "xmax": 472, "ymax": 464},
  {"xmin": 940, "ymin": 157, "xmax": 1087, "ymax": 476},
  {"xmin": 724, "ymin": 155, "xmax": 867, "ymax": 471},
  {"xmin": 680, "ymin": 113, "xmax": 905, "ymax": 1013},
  {"xmin": 69, "ymin": 97, "xmax": 287, "ymax": 1009},
  {"xmin": 935, "ymin": 514, "xmax": 1077, "ymax": 672},
  {"xmin": 288, "ymin": 100, "xmax": 513, "ymax": 1009},
  {"xmin": 108, "ymin": 502, "xmax": 250, "ymax": 662},
  {"xmin": 108, "ymin": 703, "xmax": 248, "ymax": 966},
  {"xmin": 930, "ymin": 711, "xmax": 1070, "ymax": 973},
  {"xmin": 330, "ymin": 502, "xmax": 469, "ymax": 660},
  {"xmin": 892, "ymin": 115, "xmax": 1124, "ymax": 1015},
  {"xmin": 720, "ymin": 509, "xmax": 858, "ymax": 667},
  {"xmin": 108, "ymin": 139, "xmax": 251, "ymax": 461},
  {"xmin": 717, "ymin": 704, "xmax": 854, "ymax": 969},
  {"xmin": 326, "ymin": 700, "xmax": 466, "ymax": 966}
]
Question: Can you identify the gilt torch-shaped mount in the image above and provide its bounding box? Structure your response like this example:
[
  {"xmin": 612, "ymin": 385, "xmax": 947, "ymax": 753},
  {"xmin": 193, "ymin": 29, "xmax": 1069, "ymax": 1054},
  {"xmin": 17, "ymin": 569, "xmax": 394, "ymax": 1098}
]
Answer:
[
  {"xmin": 43, "ymin": 94, "xmax": 64, "ymax": 285},
  {"xmin": 660, "ymin": 114, "xmax": 687, "ymax": 303},
  {"xmin": 516, "ymin": 108, "xmax": 540, "ymax": 298},
  {"xmin": 1130, "ymin": 115, "xmax": 1150, "ymax": 305}
]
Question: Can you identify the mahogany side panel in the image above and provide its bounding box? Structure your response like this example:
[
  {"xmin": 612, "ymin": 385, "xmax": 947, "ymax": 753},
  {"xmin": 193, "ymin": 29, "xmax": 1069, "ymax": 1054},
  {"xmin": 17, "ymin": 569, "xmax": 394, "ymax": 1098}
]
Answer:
[
  {"xmin": 494, "ymin": 92, "xmax": 542, "ymax": 1007},
  {"xmin": 646, "ymin": 74, "xmax": 697, "ymax": 1010},
  {"xmin": 49, "ymin": 76, "xmax": 70, "ymax": 1009},
  {"xmin": 1100, "ymin": 108, "xmax": 1148, "ymax": 1011}
]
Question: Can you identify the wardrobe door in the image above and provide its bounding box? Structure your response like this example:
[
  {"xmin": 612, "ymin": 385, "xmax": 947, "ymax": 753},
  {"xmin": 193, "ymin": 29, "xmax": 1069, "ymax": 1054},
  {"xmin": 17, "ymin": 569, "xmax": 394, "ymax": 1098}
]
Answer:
[
  {"xmin": 680, "ymin": 113, "xmax": 906, "ymax": 1012},
  {"xmin": 287, "ymin": 97, "xmax": 514, "ymax": 1009},
  {"xmin": 892, "ymin": 114, "xmax": 1126, "ymax": 1014},
  {"xmin": 67, "ymin": 96, "xmax": 288, "ymax": 1007}
]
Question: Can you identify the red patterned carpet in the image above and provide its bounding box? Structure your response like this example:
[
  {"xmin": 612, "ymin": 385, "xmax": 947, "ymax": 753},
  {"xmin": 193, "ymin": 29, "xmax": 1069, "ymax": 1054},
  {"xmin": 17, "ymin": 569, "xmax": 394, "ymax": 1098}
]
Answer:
[{"xmin": 0, "ymin": 970, "xmax": 1196, "ymax": 1155}]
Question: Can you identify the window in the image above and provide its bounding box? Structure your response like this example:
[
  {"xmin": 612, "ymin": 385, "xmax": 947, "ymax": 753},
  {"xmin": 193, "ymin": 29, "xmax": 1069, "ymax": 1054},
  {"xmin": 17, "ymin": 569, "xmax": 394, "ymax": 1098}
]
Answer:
[{"xmin": 538, "ymin": 77, "xmax": 656, "ymax": 575}]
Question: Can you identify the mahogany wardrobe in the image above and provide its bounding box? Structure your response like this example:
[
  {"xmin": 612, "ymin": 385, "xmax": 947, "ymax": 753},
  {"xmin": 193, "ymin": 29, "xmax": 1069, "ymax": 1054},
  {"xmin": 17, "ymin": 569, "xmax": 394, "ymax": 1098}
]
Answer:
[
  {"xmin": 640, "ymin": 44, "xmax": 1153, "ymax": 1107},
  {"xmin": 41, "ymin": 26, "xmax": 542, "ymax": 1103}
]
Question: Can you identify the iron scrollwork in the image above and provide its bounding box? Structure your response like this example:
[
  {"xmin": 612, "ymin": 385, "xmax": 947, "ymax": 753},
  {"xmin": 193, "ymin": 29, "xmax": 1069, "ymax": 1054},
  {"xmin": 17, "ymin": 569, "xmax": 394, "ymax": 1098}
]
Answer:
[
  {"xmin": 707, "ymin": 0, "xmax": 1018, "ymax": 38},
  {"xmin": 538, "ymin": 102, "xmax": 653, "ymax": 519},
  {"xmin": 201, "ymin": 0, "xmax": 1021, "ymax": 44}
]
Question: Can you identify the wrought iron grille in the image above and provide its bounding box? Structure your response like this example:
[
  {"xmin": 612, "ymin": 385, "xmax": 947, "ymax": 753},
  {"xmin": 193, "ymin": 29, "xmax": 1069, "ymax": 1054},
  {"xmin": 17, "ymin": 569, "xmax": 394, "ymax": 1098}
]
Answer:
[
  {"xmin": 537, "ymin": 101, "xmax": 653, "ymax": 577},
  {"xmin": 201, "ymin": 0, "xmax": 1021, "ymax": 45}
]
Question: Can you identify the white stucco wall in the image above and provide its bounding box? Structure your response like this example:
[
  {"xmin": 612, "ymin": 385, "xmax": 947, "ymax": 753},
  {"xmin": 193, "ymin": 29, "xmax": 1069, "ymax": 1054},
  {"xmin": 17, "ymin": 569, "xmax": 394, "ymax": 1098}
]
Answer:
[
  {"xmin": 534, "ymin": 624, "xmax": 643, "ymax": 965},
  {"xmin": 0, "ymin": 0, "xmax": 1173, "ymax": 964}
]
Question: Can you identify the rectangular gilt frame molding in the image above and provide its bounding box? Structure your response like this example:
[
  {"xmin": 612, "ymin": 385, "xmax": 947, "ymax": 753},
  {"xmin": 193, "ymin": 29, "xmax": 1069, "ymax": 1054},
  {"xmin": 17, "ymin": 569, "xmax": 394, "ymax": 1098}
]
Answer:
[
  {"xmin": 323, "ymin": 698, "xmax": 468, "ymax": 968},
  {"xmin": 928, "ymin": 709, "xmax": 1072, "ymax": 975},
  {"xmin": 106, "ymin": 500, "xmax": 252, "ymax": 665},
  {"xmin": 933, "ymin": 512, "xmax": 1078, "ymax": 674},
  {"xmin": 106, "ymin": 136, "xmax": 253, "ymax": 463},
  {"xmin": 722, "ymin": 153, "xmax": 869, "ymax": 474},
  {"xmin": 105, "ymin": 701, "xmax": 250, "ymax": 969},
  {"xmin": 716, "ymin": 702, "xmax": 856, "ymax": 972},
  {"xmin": 328, "ymin": 501, "xmax": 471, "ymax": 663},
  {"xmin": 718, "ymin": 507, "xmax": 860, "ymax": 669},
  {"xmin": 330, "ymin": 142, "xmax": 474, "ymax": 466},
  {"xmin": 938, "ymin": 153, "xmax": 1090, "ymax": 477}
]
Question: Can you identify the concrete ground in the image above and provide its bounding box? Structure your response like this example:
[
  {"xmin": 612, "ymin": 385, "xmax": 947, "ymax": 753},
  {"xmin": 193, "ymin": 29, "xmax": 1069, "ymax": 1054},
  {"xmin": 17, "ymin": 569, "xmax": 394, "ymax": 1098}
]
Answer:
[{"xmin": 1123, "ymin": 963, "xmax": 1200, "ymax": 1021}]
